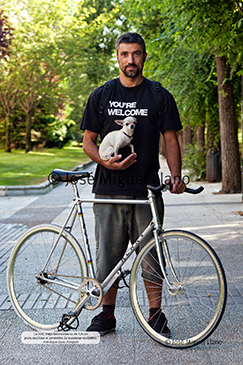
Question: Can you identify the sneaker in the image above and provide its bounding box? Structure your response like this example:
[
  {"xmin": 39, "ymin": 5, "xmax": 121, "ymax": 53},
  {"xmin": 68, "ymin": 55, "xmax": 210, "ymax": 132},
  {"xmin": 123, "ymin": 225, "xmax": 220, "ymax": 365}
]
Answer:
[
  {"xmin": 86, "ymin": 312, "xmax": 116, "ymax": 336},
  {"xmin": 148, "ymin": 312, "xmax": 170, "ymax": 338}
]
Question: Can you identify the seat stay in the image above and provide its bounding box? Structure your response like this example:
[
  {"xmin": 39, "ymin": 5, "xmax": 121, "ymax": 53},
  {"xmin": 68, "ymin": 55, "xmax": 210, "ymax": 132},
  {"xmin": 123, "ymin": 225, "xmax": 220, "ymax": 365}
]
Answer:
[
  {"xmin": 40, "ymin": 203, "xmax": 78, "ymax": 273},
  {"xmin": 71, "ymin": 183, "xmax": 96, "ymax": 279}
]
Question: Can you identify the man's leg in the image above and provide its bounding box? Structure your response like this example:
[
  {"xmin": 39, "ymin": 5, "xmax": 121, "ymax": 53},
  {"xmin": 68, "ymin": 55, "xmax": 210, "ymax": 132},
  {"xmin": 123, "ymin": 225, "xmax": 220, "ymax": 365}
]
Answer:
[
  {"xmin": 143, "ymin": 279, "xmax": 162, "ymax": 309},
  {"xmin": 131, "ymin": 195, "xmax": 170, "ymax": 336},
  {"xmin": 86, "ymin": 195, "xmax": 129, "ymax": 334},
  {"xmin": 145, "ymin": 278, "xmax": 170, "ymax": 336}
]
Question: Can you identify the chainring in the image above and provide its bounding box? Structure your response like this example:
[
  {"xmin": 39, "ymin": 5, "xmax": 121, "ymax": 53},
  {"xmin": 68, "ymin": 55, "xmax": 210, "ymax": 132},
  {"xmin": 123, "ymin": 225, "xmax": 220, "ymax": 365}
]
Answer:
[{"xmin": 78, "ymin": 278, "xmax": 103, "ymax": 310}]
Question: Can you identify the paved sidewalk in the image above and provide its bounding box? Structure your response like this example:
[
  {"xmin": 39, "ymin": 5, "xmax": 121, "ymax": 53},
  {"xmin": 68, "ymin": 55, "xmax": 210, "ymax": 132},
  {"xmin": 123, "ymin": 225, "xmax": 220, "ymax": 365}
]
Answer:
[{"xmin": 0, "ymin": 157, "xmax": 243, "ymax": 365}]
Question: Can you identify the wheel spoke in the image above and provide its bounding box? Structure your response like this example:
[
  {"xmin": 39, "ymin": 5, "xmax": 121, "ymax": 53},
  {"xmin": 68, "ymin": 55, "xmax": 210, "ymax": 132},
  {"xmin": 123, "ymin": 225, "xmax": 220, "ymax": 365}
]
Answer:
[
  {"xmin": 130, "ymin": 231, "xmax": 227, "ymax": 348},
  {"xmin": 7, "ymin": 225, "xmax": 87, "ymax": 331}
]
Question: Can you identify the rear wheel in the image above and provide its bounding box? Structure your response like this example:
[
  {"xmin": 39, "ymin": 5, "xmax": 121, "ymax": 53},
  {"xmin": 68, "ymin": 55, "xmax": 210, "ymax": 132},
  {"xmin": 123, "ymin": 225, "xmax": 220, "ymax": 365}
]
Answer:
[
  {"xmin": 7, "ymin": 224, "xmax": 88, "ymax": 331},
  {"xmin": 130, "ymin": 230, "xmax": 227, "ymax": 348}
]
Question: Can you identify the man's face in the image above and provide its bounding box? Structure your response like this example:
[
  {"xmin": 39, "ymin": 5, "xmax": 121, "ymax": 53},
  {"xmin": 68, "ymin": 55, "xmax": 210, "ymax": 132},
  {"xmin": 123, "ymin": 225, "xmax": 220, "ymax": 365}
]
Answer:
[{"xmin": 116, "ymin": 43, "xmax": 147, "ymax": 78}]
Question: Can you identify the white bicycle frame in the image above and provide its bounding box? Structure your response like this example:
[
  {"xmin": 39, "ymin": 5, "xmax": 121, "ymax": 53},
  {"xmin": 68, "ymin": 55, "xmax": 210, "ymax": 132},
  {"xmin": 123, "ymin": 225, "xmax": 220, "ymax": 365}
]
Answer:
[{"xmin": 39, "ymin": 181, "xmax": 178, "ymax": 316}]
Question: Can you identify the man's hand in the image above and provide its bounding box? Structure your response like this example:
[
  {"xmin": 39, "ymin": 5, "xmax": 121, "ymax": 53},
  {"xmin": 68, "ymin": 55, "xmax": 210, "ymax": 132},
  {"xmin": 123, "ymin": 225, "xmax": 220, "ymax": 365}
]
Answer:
[
  {"xmin": 83, "ymin": 130, "xmax": 137, "ymax": 170},
  {"xmin": 170, "ymin": 176, "xmax": 186, "ymax": 194},
  {"xmin": 83, "ymin": 129, "xmax": 137, "ymax": 170},
  {"xmin": 102, "ymin": 153, "xmax": 137, "ymax": 170}
]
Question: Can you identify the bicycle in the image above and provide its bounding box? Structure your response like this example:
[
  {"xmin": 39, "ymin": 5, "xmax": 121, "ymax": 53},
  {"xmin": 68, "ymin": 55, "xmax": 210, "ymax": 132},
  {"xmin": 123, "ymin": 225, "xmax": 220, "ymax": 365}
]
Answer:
[{"xmin": 7, "ymin": 168, "xmax": 227, "ymax": 349}]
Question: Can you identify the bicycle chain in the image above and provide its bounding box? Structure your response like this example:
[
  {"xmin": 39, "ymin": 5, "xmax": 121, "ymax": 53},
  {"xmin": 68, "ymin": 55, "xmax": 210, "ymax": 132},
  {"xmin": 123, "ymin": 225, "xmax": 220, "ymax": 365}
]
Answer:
[{"xmin": 39, "ymin": 274, "xmax": 90, "ymax": 305}]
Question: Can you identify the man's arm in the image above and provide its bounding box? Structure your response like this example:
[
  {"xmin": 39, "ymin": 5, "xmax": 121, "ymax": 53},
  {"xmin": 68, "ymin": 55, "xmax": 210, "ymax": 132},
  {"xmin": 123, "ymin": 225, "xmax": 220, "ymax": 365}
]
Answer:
[
  {"xmin": 163, "ymin": 130, "xmax": 186, "ymax": 194},
  {"xmin": 83, "ymin": 129, "xmax": 137, "ymax": 170}
]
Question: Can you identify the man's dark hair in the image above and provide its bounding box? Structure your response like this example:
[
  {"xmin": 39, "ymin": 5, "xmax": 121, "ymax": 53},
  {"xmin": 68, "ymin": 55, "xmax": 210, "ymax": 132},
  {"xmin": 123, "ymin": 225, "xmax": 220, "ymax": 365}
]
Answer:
[{"xmin": 116, "ymin": 32, "xmax": 146, "ymax": 54}]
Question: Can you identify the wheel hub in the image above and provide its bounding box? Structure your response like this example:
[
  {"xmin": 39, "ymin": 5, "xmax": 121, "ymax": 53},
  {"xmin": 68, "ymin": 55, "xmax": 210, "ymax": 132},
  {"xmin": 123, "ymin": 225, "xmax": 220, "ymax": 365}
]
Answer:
[
  {"xmin": 36, "ymin": 272, "xmax": 49, "ymax": 285},
  {"xmin": 168, "ymin": 283, "xmax": 185, "ymax": 296}
]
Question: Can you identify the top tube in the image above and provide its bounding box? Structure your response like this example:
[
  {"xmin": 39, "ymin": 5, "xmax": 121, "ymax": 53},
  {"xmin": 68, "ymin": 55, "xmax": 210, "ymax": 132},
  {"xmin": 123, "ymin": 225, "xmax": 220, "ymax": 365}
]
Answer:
[{"xmin": 76, "ymin": 197, "xmax": 149, "ymax": 205}]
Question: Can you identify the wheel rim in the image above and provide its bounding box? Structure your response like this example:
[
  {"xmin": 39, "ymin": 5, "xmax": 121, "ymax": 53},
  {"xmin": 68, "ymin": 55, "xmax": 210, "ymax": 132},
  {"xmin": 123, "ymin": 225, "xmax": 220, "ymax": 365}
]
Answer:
[
  {"xmin": 7, "ymin": 226, "xmax": 87, "ymax": 331},
  {"xmin": 130, "ymin": 230, "xmax": 227, "ymax": 348}
]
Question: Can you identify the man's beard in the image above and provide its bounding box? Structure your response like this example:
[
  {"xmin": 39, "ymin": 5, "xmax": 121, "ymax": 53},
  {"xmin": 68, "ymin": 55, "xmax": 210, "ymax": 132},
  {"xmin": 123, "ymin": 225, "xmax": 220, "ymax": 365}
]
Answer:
[{"xmin": 122, "ymin": 64, "xmax": 141, "ymax": 78}]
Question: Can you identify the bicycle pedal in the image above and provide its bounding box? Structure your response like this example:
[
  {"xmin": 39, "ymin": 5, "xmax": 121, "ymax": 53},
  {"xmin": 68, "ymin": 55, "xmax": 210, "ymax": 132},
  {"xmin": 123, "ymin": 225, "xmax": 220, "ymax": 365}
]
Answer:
[{"xmin": 58, "ymin": 312, "xmax": 79, "ymax": 331}]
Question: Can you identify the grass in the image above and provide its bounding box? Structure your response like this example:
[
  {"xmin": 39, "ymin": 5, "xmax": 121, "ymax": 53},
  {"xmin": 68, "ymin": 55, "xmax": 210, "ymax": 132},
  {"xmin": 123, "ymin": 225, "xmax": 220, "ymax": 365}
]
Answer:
[{"xmin": 0, "ymin": 146, "xmax": 91, "ymax": 186}]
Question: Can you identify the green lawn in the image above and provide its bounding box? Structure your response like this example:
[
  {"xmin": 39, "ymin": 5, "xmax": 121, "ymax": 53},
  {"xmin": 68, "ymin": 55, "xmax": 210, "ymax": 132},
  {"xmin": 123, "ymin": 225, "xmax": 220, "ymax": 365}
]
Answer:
[{"xmin": 0, "ymin": 147, "xmax": 91, "ymax": 186}]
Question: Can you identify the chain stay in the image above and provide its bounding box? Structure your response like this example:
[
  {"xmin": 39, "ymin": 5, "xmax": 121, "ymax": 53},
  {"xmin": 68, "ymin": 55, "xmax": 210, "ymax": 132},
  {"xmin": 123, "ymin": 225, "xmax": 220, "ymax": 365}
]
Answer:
[{"xmin": 39, "ymin": 274, "xmax": 90, "ymax": 304}]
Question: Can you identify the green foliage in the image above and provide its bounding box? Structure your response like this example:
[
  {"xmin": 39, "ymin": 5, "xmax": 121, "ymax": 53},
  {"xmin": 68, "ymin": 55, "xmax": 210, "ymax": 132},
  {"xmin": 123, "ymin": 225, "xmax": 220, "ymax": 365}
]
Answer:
[
  {"xmin": 0, "ymin": 107, "xmax": 77, "ymax": 150},
  {"xmin": 0, "ymin": 10, "xmax": 14, "ymax": 60},
  {"xmin": 122, "ymin": 0, "xmax": 242, "ymax": 190},
  {"xmin": 0, "ymin": 0, "xmax": 126, "ymax": 151},
  {"xmin": 122, "ymin": 0, "xmax": 221, "ymax": 131},
  {"xmin": 182, "ymin": 144, "xmax": 206, "ymax": 181},
  {"xmin": 0, "ymin": 109, "xmax": 26, "ymax": 149}
]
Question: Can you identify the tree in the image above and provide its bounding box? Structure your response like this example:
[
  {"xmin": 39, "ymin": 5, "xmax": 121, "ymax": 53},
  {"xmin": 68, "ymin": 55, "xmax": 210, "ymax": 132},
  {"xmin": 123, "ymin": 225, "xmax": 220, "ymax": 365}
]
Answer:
[
  {"xmin": 0, "ymin": 71, "xmax": 19, "ymax": 152},
  {"xmin": 1, "ymin": 0, "xmax": 124, "ymax": 151},
  {"xmin": 0, "ymin": 10, "xmax": 14, "ymax": 60},
  {"xmin": 16, "ymin": 55, "xmax": 65, "ymax": 152},
  {"xmin": 123, "ymin": 0, "xmax": 243, "ymax": 192},
  {"xmin": 175, "ymin": 0, "xmax": 243, "ymax": 192},
  {"xmin": 0, "ymin": 10, "xmax": 16, "ymax": 152},
  {"xmin": 65, "ymin": 0, "xmax": 125, "ymax": 121},
  {"xmin": 0, "ymin": 0, "xmax": 72, "ymax": 151},
  {"xmin": 0, "ymin": 8, "xmax": 19, "ymax": 152}
]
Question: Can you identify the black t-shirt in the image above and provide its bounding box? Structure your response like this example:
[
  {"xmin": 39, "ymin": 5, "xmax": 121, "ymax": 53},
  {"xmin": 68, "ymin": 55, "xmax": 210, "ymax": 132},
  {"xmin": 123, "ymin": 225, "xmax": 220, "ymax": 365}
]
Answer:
[{"xmin": 80, "ymin": 77, "xmax": 182, "ymax": 196}]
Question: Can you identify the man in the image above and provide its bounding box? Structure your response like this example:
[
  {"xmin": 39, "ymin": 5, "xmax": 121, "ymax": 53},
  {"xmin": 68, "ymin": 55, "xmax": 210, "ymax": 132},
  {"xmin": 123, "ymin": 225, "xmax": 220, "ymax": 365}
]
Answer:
[{"xmin": 81, "ymin": 32, "xmax": 185, "ymax": 336}]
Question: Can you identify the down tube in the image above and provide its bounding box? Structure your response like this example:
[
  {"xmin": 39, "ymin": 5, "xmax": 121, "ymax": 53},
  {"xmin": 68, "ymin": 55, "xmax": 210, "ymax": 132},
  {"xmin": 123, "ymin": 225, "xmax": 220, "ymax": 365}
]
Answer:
[{"xmin": 101, "ymin": 222, "xmax": 154, "ymax": 294}]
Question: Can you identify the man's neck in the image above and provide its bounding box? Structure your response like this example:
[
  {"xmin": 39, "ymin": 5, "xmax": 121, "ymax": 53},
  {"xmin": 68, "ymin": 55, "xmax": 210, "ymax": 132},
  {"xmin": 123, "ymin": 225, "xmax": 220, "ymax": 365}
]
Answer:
[{"xmin": 119, "ymin": 74, "xmax": 144, "ymax": 87}]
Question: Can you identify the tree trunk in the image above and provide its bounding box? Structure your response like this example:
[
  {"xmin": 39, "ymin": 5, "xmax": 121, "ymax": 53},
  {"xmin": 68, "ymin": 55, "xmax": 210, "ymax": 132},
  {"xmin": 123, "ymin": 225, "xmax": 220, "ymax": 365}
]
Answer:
[
  {"xmin": 5, "ymin": 113, "xmax": 11, "ymax": 152},
  {"xmin": 25, "ymin": 109, "xmax": 34, "ymax": 153},
  {"xmin": 182, "ymin": 125, "xmax": 192, "ymax": 156},
  {"xmin": 215, "ymin": 56, "xmax": 241, "ymax": 193},
  {"xmin": 196, "ymin": 124, "xmax": 205, "ymax": 151}
]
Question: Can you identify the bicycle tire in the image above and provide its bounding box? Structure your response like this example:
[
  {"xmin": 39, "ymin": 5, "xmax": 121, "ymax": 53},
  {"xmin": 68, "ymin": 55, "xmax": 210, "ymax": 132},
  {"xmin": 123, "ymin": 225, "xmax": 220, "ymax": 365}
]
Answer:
[
  {"xmin": 130, "ymin": 230, "xmax": 227, "ymax": 348},
  {"xmin": 7, "ymin": 224, "xmax": 88, "ymax": 331}
]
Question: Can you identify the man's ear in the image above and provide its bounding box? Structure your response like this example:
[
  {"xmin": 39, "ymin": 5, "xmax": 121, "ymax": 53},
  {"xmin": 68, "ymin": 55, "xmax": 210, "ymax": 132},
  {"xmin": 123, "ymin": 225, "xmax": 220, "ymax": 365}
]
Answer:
[{"xmin": 114, "ymin": 120, "xmax": 124, "ymax": 126}]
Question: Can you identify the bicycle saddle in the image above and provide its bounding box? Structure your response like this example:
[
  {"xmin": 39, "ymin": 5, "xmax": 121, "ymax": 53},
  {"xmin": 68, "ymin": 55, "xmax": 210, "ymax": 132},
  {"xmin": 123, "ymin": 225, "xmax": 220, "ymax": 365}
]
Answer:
[{"xmin": 50, "ymin": 169, "xmax": 90, "ymax": 183}]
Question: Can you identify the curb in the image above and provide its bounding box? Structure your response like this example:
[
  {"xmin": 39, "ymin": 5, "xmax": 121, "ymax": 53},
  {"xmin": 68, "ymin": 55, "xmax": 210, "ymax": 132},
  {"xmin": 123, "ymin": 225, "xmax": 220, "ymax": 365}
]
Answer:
[{"xmin": 0, "ymin": 160, "xmax": 94, "ymax": 197}]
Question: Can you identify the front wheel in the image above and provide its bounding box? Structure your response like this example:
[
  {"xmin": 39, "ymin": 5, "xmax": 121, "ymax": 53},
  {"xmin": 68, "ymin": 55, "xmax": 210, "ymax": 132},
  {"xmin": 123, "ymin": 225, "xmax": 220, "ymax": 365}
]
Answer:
[
  {"xmin": 7, "ymin": 224, "xmax": 88, "ymax": 331},
  {"xmin": 130, "ymin": 230, "xmax": 227, "ymax": 348}
]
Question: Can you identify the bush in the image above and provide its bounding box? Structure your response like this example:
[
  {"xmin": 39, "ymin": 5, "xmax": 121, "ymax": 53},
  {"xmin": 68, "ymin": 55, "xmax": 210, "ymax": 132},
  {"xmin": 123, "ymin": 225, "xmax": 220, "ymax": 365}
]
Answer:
[
  {"xmin": 31, "ymin": 112, "xmax": 76, "ymax": 149},
  {"xmin": 182, "ymin": 144, "xmax": 206, "ymax": 181}
]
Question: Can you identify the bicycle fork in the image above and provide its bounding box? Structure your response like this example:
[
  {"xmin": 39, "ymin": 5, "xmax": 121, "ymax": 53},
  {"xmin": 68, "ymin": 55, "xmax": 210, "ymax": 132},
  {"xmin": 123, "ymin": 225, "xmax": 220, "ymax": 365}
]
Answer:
[{"xmin": 148, "ymin": 191, "xmax": 181, "ymax": 294}]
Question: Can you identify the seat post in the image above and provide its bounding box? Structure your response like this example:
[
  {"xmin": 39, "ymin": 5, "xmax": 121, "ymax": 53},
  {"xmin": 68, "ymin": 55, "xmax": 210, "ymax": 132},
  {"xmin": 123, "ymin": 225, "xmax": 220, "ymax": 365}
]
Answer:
[{"xmin": 71, "ymin": 182, "xmax": 80, "ymax": 200}]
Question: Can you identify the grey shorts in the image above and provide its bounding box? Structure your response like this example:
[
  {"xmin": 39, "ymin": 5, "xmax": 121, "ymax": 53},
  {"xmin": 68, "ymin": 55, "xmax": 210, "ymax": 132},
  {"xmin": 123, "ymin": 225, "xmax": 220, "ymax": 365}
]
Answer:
[{"xmin": 93, "ymin": 194, "xmax": 165, "ymax": 283}]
